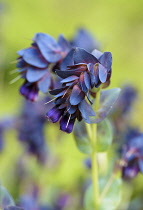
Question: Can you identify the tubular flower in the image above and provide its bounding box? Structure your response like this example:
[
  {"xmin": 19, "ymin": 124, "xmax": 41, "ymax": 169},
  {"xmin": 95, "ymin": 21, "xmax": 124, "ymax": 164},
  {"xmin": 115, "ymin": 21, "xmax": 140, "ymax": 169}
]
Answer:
[
  {"xmin": 17, "ymin": 33, "xmax": 71, "ymax": 101},
  {"xmin": 121, "ymin": 129, "xmax": 143, "ymax": 179},
  {"xmin": 46, "ymin": 48, "xmax": 112, "ymax": 133}
]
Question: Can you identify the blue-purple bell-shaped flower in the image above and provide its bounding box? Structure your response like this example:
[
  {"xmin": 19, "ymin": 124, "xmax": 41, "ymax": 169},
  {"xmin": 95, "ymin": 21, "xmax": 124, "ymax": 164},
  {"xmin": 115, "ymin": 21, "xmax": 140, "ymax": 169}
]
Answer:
[
  {"xmin": 17, "ymin": 33, "xmax": 71, "ymax": 101},
  {"xmin": 46, "ymin": 47, "xmax": 112, "ymax": 133},
  {"xmin": 121, "ymin": 129, "xmax": 143, "ymax": 179}
]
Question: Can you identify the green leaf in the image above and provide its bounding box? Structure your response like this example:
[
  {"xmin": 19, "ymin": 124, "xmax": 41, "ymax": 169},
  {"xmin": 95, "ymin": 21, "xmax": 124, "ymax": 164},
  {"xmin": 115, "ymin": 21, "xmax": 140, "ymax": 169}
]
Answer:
[
  {"xmin": 99, "ymin": 177, "xmax": 122, "ymax": 210},
  {"xmin": 90, "ymin": 88, "xmax": 121, "ymax": 123},
  {"xmin": 73, "ymin": 121, "xmax": 92, "ymax": 154},
  {"xmin": 84, "ymin": 177, "xmax": 122, "ymax": 210},
  {"xmin": 0, "ymin": 185, "xmax": 15, "ymax": 208},
  {"xmin": 96, "ymin": 118, "xmax": 113, "ymax": 152},
  {"xmin": 84, "ymin": 185, "xmax": 94, "ymax": 210}
]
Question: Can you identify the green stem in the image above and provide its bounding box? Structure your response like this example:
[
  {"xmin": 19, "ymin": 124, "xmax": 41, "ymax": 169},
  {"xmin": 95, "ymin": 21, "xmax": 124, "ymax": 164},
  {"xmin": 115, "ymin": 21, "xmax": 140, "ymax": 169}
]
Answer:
[
  {"xmin": 92, "ymin": 90, "xmax": 100, "ymax": 210},
  {"xmin": 85, "ymin": 89, "xmax": 101, "ymax": 210},
  {"xmin": 91, "ymin": 137, "xmax": 99, "ymax": 210}
]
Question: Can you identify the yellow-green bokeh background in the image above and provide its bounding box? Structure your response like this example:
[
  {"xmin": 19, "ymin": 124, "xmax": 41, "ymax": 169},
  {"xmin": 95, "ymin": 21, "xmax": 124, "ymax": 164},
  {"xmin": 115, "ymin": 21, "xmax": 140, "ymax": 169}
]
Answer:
[{"xmin": 0, "ymin": 0, "xmax": 143, "ymax": 208}]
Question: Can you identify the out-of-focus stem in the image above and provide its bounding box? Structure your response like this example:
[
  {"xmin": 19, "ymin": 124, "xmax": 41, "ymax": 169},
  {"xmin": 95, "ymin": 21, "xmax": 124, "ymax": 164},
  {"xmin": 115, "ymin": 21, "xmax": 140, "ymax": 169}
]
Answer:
[
  {"xmin": 91, "ymin": 89, "xmax": 100, "ymax": 210},
  {"xmin": 85, "ymin": 89, "xmax": 100, "ymax": 210}
]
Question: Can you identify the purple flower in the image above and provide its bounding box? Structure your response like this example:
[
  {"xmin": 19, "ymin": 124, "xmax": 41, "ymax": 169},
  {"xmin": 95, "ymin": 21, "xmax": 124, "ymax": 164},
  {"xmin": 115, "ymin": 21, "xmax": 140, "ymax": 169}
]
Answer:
[
  {"xmin": 17, "ymin": 98, "xmax": 49, "ymax": 162},
  {"xmin": 71, "ymin": 28, "xmax": 100, "ymax": 53},
  {"xmin": 121, "ymin": 129, "xmax": 143, "ymax": 180},
  {"xmin": 20, "ymin": 81, "xmax": 39, "ymax": 102},
  {"xmin": 17, "ymin": 33, "xmax": 71, "ymax": 101},
  {"xmin": 46, "ymin": 48, "xmax": 112, "ymax": 133}
]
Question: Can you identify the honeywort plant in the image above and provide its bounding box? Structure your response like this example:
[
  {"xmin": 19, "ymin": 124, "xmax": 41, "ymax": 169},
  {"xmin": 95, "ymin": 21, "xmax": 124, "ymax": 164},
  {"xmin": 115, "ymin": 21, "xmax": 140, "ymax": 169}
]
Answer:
[{"xmin": 15, "ymin": 30, "xmax": 122, "ymax": 210}]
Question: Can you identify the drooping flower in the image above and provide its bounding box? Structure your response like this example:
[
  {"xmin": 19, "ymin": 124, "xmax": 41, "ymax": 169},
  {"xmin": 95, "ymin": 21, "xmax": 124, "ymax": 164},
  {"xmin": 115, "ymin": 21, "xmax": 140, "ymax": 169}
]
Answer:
[
  {"xmin": 16, "ymin": 33, "xmax": 71, "ymax": 101},
  {"xmin": 121, "ymin": 128, "xmax": 143, "ymax": 179},
  {"xmin": 46, "ymin": 48, "xmax": 112, "ymax": 133}
]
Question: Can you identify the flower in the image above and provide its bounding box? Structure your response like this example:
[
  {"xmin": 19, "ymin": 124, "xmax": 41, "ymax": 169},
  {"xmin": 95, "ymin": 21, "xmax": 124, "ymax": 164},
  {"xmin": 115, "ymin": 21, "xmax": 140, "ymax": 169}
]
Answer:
[
  {"xmin": 70, "ymin": 28, "xmax": 100, "ymax": 53},
  {"xmin": 46, "ymin": 48, "xmax": 112, "ymax": 133},
  {"xmin": 121, "ymin": 129, "xmax": 143, "ymax": 179},
  {"xmin": 17, "ymin": 33, "xmax": 71, "ymax": 101},
  {"xmin": 17, "ymin": 98, "xmax": 49, "ymax": 162}
]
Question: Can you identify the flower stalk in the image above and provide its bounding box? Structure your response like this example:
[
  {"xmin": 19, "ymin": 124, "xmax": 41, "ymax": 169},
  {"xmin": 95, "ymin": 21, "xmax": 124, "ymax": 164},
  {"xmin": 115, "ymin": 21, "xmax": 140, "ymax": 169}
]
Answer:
[{"xmin": 85, "ymin": 89, "xmax": 100, "ymax": 210}]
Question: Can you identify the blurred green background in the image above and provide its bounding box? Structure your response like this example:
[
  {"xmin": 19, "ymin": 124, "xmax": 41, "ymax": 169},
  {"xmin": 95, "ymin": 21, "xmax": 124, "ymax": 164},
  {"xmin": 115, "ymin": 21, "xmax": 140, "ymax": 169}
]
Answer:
[{"xmin": 0, "ymin": 0, "xmax": 143, "ymax": 208}]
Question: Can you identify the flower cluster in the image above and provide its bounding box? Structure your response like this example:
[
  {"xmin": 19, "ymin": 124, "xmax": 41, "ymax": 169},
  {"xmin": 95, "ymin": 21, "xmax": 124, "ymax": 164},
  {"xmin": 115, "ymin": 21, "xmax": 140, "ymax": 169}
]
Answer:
[
  {"xmin": 46, "ymin": 48, "xmax": 112, "ymax": 133},
  {"xmin": 121, "ymin": 128, "xmax": 143, "ymax": 179},
  {"xmin": 17, "ymin": 33, "xmax": 71, "ymax": 101},
  {"xmin": 17, "ymin": 99, "xmax": 49, "ymax": 162},
  {"xmin": 16, "ymin": 29, "xmax": 101, "ymax": 102}
]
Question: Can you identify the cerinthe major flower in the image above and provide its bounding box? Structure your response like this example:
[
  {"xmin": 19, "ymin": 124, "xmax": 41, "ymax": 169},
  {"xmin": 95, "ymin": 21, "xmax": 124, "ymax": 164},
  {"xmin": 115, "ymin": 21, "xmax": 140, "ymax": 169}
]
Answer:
[
  {"xmin": 17, "ymin": 33, "xmax": 71, "ymax": 101},
  {"xmin": 46, "ymin": 48, "xmax": 112, "ymax": 133}
]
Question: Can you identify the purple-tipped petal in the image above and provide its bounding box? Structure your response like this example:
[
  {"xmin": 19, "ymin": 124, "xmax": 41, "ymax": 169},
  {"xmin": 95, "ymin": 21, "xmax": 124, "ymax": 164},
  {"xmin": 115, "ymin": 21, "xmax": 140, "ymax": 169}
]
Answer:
[
  {"xmin": 17, "ymin": 48, "xmax": 28, "ymax": 56},
  {"xmin": 67, "ymin": 105, "xmax": 77, "ymax": 114},
  {"xmin": 60, "ymin": 75, "xmax": 78, "ymax": 83},
  {"xmin": 84, "ymin": 72, "xmax": 91, "ymax": 89},
  {"xmin": 98, "ymin": 63, "xmax": 108, "ymax": 83},
  {"xmin": 60, "ymin": 48, "xmax": 75, "ymax": 70},
  {"xmin": 73, "ymin": 48, "xmax": 99, "ymax": 65},
  {"xmin": 20, "ymin": 82, "xmax": 38, "ymax": 102},
  {"xmin": 67, "ymin": 63, "xmax": 87, "ymax": 71},
  {"xmin": 92, "ymin": 49, "xmax": 103, "ymax": 59},
  {"xmin": 65, "ymin": 81, "xmax": 75, "ymax": 86},
  {"xmin": 99, "ymin": 52, "xmax": 112, "ymax": 72},
  {"xmin": 70, "ymin": 85, "xmax": 85, "ymax": 105},
  {"xmin": 26, "ymin": 67, "xmax": 47, "ymax": 82},
  {"xmin": 49, "ymin": 87, "xmax": 67, "ymax": 95},
  {"xmin": 38, "ymin": 73, "xmax": 51, "ymax": 93},
  {"xmin": 54, "ymin": 89, "xmax": 67, "ymax": 98},
  {"xmin": 78, "ymin": 99, "xmax": 95, "ymax": 123},
  {"xmin": 34, "ymin": 33, "xmax": 62, "ymax": 62},
  {"xmin": 55, "ymin": 97, "xmax": 67, "ymax": 105},
  {"xmin": 58, "ymin": 34, "xmax": 71, "ymax": 53},
  {"xmin": 79, "ymin": 73, "xmax": 87, "ymax": 93},
  {"xmin": 23, "ymin": 47, "xmax": 48, "ymax": 68},
  {"xmin": 87, "ymin": 63, "xmax": 96, "ymax": 88},
  {"xmin": 56, "ymin": 69, "xmax": 81, "ymax": 79},
  {"xmin": 60, "ymin": 115, "xmax": 75, "ymax": 133},
  {"xmin": 46, "ymin": 107, "xmax": 64, "ymax": 123}
]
